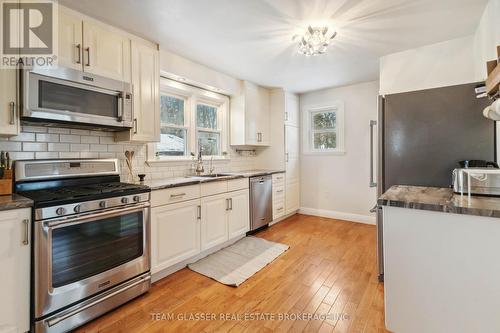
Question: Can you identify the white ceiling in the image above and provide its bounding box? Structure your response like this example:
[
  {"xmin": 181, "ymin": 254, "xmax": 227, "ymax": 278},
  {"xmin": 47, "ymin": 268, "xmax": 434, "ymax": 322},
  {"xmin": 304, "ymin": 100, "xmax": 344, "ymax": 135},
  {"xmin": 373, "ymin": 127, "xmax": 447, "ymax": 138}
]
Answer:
[{"xmin": 60, "ymin": 0, "xmax": 488, "ymax": 93}]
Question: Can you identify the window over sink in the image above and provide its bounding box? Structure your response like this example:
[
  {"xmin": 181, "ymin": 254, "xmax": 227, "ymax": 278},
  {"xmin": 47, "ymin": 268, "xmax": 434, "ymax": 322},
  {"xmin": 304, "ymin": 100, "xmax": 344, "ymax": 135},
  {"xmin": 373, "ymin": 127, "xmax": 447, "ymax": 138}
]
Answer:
[{"xmin": 149, "ymin": 78, "xmax": 229, "ymax": 162}]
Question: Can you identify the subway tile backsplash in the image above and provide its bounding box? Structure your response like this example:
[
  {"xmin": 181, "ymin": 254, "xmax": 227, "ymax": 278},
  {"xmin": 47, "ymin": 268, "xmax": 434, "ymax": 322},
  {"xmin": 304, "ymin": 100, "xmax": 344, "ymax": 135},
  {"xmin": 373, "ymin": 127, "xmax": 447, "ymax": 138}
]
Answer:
[{"xmin": 0, "ymin": 126, "xmax": 258, "ymax": 182}]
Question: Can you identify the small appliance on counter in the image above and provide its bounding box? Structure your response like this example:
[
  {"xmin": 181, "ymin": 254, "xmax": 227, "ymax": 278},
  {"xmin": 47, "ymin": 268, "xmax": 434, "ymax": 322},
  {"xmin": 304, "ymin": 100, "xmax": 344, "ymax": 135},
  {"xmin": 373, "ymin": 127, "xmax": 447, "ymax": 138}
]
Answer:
[{"xmin": 452, "ymin": 160, "xmax": 500, "ymax": 196}]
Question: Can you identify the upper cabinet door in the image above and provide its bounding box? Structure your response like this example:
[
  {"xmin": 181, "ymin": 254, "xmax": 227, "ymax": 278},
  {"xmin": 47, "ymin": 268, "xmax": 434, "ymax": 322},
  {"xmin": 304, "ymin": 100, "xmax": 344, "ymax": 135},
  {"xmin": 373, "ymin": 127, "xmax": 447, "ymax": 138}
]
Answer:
[
  {"xmin": 58, "ymin": 10, "xmax": 83, "ymax": 70},
  {"xmin": 285, "ymin": 93, "xmax": 299, "ymax": 127},
  {"xmin": 82, "ymin": 21, "xmax": 131, "ymax": 82},
  {"xmin": 244, "ymin": 81, "xmax": 259, "ymax": 144},
  {"xmin": 0, "ymin": 69, "xmax": 19, "ymax": 137},
  {"xmin": 115, "ymin": 39, "xmax": 160, "ymax": 143}
]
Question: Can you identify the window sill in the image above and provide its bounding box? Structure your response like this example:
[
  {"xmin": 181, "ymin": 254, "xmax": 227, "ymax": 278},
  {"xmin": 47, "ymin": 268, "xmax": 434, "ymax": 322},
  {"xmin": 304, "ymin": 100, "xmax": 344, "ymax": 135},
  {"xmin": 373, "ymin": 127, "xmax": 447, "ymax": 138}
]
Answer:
[
  {"xmin": 302, "ymin": 151, "xmax": 346, "ymax": 156},
  {"xmin": 146, "ymin": 156, "xmax": 231, "ymax": 166}
]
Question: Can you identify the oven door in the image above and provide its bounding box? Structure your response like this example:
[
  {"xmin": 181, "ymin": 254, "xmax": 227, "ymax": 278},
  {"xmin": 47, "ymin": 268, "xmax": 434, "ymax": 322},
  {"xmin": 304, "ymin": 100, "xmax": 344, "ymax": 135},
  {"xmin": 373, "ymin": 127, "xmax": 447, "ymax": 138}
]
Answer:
[
  {"xmin": 34, "ymin": 203, "xmax": 150, "ymax": 319},
  {"xmin": 22, "ymin": 67, "xmax": 133, "ymax": 129}
]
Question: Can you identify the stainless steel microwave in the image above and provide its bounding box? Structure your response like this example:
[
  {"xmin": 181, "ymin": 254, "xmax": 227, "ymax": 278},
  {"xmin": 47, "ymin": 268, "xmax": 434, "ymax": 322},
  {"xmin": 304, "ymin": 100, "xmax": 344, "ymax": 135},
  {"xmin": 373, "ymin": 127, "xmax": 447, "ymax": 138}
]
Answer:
[{"xmin": 21, "ymin": 67, "xmax": 133, "ymax": 130}]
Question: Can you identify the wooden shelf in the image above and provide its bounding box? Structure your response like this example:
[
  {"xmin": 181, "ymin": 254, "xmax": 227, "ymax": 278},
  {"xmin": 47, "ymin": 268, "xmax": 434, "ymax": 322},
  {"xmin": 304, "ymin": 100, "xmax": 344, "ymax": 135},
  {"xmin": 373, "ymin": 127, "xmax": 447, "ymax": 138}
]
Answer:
[{"xmin": 486, "ymin": 45, "xmax": 500, "ymax": 97}]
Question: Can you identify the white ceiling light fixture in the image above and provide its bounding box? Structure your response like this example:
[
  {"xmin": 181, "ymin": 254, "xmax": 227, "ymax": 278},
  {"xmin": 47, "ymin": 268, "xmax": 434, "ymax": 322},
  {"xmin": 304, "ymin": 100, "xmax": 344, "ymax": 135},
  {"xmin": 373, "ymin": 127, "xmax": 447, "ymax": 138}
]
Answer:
[{"xmin": 294, "ymin": 26, "xmax": 337, "ymax": 56}]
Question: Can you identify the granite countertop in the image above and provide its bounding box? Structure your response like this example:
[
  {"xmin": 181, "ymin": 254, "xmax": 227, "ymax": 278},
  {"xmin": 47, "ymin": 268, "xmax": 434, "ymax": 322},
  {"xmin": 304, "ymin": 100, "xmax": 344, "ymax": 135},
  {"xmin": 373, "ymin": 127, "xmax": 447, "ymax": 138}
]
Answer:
[
  {"xmin": 0, "ymin": 194, "xmax": 33, "ymax": 212},
  {"xmin": 378, "ymin": 185, "xmax": 500, "ymax": 218},
  {"xmin": 139, "ymin": 170, "xmax": 285, "ymax": 191}
]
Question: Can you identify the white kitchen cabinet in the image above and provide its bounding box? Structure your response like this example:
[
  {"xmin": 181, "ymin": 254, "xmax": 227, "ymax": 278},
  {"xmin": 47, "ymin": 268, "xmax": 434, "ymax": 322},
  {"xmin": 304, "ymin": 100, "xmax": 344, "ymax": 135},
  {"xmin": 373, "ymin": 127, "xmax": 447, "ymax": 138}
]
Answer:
[
  {"xmin": 285, "ymin": 93, "xmax": 299, "ymax": 127},
  {"xmin": 0, "ymin": 208, "xmax": 30, "ymax": 333},
  {"xmin": 151, "ymin": 199, "xmax": 200, "ymax": 273},
  {"xmin": 58, "ymin": 10, "xmax": 83, "ymax": 70},
  {"xmin": 227, "ymin": 189, "xmax": 249, "ymax": 238},
  {"xmin": 200, "ymin": 193, "xmax": 228, "ymax": 250},
  {"xmin": 57, "ymin": 8, "xmax": 131, "ymax": 82},
  {"xmin": 231, "ymin": 81, "xmax": 270, "ymax": 146},
  {"xmin": 285, "ymin": 182, "xmax": 300, "ymax": 214},
  {"xmin": 0, "ymin": 69, "xmax": 19, "ymax": 137},
  {"xmin": 116, "ymin": 39, "xmax": 160, "ymax": 142},
  {"xmin": 82, "ymin": 21, "xmax": 131, "ymax": 82},
  {"xmin": 272, "ymin": 173, "xmax": 286, "ymax": 220},
  {"xmin": 285, "ymin": 123, "xmax": 300, "ymax": 214}
]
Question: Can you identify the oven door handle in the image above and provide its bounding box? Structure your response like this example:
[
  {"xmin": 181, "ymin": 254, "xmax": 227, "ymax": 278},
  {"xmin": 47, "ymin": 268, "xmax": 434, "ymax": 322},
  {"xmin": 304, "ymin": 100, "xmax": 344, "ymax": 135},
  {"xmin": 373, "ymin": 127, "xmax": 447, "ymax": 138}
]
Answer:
[
  {"xmin": 46, "ymin": 274, "xmax": 151, "ymax": 327},
  {"xmin": 45, "ymin": 203, "xmax": 150, "ymax": 229}
]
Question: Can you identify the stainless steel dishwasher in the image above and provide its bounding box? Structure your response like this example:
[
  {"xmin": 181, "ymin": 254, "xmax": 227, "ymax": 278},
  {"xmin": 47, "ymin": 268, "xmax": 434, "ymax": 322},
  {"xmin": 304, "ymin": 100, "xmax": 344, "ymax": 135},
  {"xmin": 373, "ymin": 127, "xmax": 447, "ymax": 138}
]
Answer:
[{"xmin": 249, "ymin": 175, "xmax": 273, "ymax": 231}]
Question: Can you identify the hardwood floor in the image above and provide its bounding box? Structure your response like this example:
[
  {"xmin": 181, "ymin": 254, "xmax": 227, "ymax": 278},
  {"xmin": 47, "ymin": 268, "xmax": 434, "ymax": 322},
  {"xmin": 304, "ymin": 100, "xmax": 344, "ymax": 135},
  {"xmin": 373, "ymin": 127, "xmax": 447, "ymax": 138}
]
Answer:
[{"xmin": 77, "ymin": 214, "xmax": 389, "ymax": 333}]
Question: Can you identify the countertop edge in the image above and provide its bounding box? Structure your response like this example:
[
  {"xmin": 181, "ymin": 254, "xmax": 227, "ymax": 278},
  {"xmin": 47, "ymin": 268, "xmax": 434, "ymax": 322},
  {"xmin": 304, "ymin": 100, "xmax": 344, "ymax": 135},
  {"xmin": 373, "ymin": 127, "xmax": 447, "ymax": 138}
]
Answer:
[{"xmin": 0, "ymin": 194, "xmax": 33, "ymax": 212}]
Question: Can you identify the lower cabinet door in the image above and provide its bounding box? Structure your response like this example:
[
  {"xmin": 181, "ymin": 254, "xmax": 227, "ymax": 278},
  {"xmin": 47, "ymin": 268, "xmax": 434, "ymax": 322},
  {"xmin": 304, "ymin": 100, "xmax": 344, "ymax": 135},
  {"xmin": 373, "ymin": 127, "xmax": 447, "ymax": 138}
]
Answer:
[
  {"xmin": 0, "ymin": 208, "xmax": 30, "ymax": 333},
  {"xmin": 151, "ymin": 199, "xmax": 200, "ymax": 273},
  {"xmin": 285, "ymin": 181, "xmax": 300, "ymax": 215},
  {"xmin": 228, "ymin": 189, "xmax": 250, "ymax": 238},
  {"xmin": 200, "ymin": 193, "xmax": 228, "ymax": 251}
]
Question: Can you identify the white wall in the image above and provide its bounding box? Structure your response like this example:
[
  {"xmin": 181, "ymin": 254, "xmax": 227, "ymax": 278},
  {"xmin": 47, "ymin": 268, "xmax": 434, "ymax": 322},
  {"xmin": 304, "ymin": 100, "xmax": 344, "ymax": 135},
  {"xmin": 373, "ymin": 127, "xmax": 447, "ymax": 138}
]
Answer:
[
  {"xmin": 379, "ymin": 36, "xmax": 478, "ymax": 95},
  {"xmin": 474, "ymin": 0, "xmax": 500, "ymax": 79},
  {"xmin": 299, "ymin": 81, "xmax": 379, "ymax": 224}
]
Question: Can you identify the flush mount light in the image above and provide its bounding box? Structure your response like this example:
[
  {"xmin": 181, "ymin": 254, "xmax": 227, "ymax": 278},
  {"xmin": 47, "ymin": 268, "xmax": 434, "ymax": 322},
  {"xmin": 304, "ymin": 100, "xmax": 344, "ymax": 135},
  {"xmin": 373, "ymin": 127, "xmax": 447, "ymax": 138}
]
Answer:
[{"xmin": 294, "ymin": 26, "xmax": 337, "ymax": 56}]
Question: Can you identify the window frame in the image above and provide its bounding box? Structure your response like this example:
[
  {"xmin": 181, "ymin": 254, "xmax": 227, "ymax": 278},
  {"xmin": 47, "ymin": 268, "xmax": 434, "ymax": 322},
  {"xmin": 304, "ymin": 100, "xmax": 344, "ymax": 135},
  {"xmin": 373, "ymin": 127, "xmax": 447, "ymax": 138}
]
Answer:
[
  {"xmin": 158, "ymin": 92, "xmax": 189, "ymax": 158},
  {"xmin": 148, "ymin": 78, "xmax": 230, "ymax": 163},
  {"xmin": 302, "ymin": 102, "xmax": 345, "ymax": 155}
]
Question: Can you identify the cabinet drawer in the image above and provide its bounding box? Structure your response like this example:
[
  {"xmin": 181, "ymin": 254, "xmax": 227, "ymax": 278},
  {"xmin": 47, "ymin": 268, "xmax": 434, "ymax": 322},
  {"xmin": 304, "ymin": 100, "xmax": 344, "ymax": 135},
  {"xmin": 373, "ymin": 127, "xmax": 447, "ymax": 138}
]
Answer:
[
  {"xmin": 151, "ymin": 185, "xmax": 200, "ymax": 207},
  {"xmin": 201, "ymin": 181, "xmax": 228, "ymax": 197},
  {"xmin": 273, "ymin": 200, "xmax": 285, "ymax": 219},
  {"xmin": 228, "ymin": 178, "xmax": 249, "ymax": 192},
  {"xmin": 273, "ymin": 185, "xmax": 285, "ymax": 201},
  {"xmin": 272, "ymin": 173, "xmax": 285, "ymax": 184}
]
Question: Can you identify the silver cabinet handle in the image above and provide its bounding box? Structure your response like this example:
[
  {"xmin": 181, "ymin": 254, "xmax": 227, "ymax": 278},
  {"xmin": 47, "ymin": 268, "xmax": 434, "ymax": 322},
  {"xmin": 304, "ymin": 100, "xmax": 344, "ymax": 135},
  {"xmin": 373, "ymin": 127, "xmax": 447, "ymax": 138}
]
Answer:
[
  {"xmin": 225, "ymin": 198, "xmax": 230, "ymax": 211},
  {"xmin": 229, "ymin": 198, "xmax": 233, "ymax": 210},
  {"xmin": 285, "ymin": 152, "xmax": 289, "ymax": 162},
  {"xmin": 276, "ymin": 189, "xmax": 283, "ymax": 193},
  {"xmin": 9, "ymin": 101, "xmax": 15, "ymax": 125},
  {"xmin": 75, "ymin": 44, "xmax": 81, "ymax": 64},
  {"xmin": 369, "ymin": 120, "xmax": 377, "ymax": 187},
  {"xmin": 285, "ymin": 112, "xmax": 288, "ymax": 121},
  {"xmin": 170, "ymin": 193, "xmax": 186, "ymax": 198},
  {"xmin": 197, "ymin": 205, "xmax": 201, "ymax": 219},
  {"xmin": 133, "ymin": 118, "xmax": 138, "ymax": 134},
  {"xmin": 22, "ymin": 219, "xmax": 29, "ymax": 245},
  {"xmin": 277, "ymin": 207, "xmax": 284, "ymax": 211},
  {"xmin": 85, "ymin": 47, "xmax": 90, "ymax": 66}
]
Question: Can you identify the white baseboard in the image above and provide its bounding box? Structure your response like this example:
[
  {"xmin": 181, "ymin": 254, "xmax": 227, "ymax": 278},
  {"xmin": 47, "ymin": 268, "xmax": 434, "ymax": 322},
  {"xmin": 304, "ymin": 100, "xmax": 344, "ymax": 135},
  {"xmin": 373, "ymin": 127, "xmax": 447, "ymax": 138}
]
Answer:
[{"xmin": 299, "ymin": 207, "xmax": 376, "ymax": 225}]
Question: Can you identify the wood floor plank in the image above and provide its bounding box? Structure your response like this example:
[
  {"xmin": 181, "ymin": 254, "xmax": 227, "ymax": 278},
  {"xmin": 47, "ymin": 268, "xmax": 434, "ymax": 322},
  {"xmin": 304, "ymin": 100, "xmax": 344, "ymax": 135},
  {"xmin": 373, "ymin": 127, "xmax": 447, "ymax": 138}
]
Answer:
[{"xmin": 76, "ymin": 214, "xmax": 389, "ymax": 333}]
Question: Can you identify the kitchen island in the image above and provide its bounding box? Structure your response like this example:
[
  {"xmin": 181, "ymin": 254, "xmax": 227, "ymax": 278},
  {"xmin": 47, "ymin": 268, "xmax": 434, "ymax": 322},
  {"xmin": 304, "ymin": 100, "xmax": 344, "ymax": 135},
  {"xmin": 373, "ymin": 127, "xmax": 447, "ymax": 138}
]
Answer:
[{"xmin": 378, "ymin": 185, "xmax": 500, "ymax": 333}]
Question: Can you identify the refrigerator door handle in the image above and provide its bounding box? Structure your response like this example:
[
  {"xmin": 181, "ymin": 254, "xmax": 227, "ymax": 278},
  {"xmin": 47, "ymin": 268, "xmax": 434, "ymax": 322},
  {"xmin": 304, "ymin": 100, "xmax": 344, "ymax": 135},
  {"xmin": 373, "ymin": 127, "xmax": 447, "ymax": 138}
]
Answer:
[{"xmin": 370, "ymin": 120, "xmax": 377, "ymax": 187}]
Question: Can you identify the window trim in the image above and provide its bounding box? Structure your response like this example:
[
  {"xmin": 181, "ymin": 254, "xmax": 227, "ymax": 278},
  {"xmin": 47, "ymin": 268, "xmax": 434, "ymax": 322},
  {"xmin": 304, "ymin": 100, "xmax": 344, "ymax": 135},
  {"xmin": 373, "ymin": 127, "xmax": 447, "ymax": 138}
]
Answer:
[
  {"xmin": 302, "ymin": 102, "xmax": 345, "ymax": 155},
  {"xmin": 148, "ymin": 78, "xmax": 230, "ymax": 163}
]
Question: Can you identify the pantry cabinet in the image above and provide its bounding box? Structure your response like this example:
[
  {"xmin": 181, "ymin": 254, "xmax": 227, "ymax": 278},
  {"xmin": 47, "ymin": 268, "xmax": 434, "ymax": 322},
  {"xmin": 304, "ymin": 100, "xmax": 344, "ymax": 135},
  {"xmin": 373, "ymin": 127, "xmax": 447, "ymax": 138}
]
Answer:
[
  {"xmin": 0, "ymin": 208, "xmax": 31, "ymax": 333},
  {"xmin": 58, "ymin": 8, "xmax": 131, "ymax": 82},
  {"xmin": 231, "ymin": 81, "xmax": 270, "ymax": 146},
  {"xmin": 0, "ymin": 69, "xmax": 19, "ymax": 136},
  {"xmin": 151, "ymin": 200, "xmax": 200, "ymax": 273}
]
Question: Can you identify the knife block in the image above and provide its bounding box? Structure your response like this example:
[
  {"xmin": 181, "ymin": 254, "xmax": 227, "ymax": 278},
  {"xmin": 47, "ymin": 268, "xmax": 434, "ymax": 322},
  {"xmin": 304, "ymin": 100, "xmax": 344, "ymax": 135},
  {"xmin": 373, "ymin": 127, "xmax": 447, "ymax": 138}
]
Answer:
[{"xmin": 0, "ymin": 169, "xmax": 13, "ymax": 195}]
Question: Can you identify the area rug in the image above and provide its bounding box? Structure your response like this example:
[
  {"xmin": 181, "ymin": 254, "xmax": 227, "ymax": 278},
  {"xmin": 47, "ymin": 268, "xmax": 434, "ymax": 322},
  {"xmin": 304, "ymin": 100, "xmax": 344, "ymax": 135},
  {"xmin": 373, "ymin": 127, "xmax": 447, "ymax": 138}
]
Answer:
[{"xmin": 188, "ymin": 236, "xmax": 289, "ymax": 287}]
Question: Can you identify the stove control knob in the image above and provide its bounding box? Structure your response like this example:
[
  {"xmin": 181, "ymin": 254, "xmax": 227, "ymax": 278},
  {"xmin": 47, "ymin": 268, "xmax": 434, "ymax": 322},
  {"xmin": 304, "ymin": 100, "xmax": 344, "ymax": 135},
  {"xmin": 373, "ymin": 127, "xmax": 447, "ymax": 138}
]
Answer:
[
  {"xmin": 133, "ymin": 195, "xmax": 140, "ymax": 202},
  {"xmin": 99, "ymin": 201, "xmax": 107, "ymax": 208},
  {"xmin": 121, "ymin": 197, "xmax": 129, "ymax": 204},
  {"xmin": 56, "ymin": 207, "xmax": 66, "ymax": 216},
  {"xmin": 74, "ymin": 205, "xmax": 81, "ymax": 213}
]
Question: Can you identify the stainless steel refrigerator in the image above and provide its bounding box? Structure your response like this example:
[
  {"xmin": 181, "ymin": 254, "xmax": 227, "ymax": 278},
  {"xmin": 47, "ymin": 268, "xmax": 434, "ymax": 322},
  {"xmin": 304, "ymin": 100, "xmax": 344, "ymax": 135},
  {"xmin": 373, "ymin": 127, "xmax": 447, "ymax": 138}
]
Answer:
[{"xmin": 371, "ymin": 82, "xmax": 495, "ymax": 282}]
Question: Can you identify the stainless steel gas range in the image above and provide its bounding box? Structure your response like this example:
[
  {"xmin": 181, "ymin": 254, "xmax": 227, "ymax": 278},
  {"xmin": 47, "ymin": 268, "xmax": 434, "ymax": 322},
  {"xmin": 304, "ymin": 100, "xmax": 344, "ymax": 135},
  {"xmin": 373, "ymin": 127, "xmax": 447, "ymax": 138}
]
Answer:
[{"xmin": 14, "ymin": 159, "xmax": 151, "ymax": 333}]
